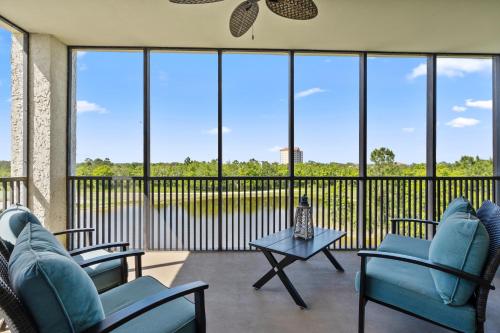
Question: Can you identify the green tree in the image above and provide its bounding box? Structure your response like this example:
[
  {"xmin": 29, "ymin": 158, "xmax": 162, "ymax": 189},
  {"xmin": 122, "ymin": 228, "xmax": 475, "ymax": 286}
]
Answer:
[
  {"xmin": 370, "ymin": 147, "xmax": 395, "ymax": 165},
  {"xmin": 92, "ymin": 164, "xmax": 113, "ymax": 177},
  {"xmin": 74, "ymin": 154, "xmax": 494, "ymax": 180},
  {"xmin": 370, "ymin": 147, "xmax": 396, "ymax": 176}
]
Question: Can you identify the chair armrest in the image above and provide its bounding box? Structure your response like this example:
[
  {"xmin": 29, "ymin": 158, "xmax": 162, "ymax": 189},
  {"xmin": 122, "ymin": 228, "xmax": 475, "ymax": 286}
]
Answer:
[
  {"xmin": 82, "ymin": 281, "xmax": 209, "ymax": 333},
  {"xmin": 53, "ymin": 228, "xmax": 95, "ymax": 236},
  {"xmin": 390, "ymin": 218, "xmax": 439, "ymax": 234},
  {"xmin": 358, "ymin": 250, "xmax": 494, "ymax": 290},
  {"xmin": 69, "ymin": 242, "xmax": 129, "ymax": 256},
  {"xmin": 78, "ymin": 249, "xmax": 145, "ymax": 278}
]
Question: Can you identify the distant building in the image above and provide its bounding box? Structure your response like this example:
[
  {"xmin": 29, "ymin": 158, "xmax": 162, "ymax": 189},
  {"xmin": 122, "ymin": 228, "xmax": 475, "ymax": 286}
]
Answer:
[{"xmin": 280, "ymin": 147, "xmax": 303, "ymax": 164}]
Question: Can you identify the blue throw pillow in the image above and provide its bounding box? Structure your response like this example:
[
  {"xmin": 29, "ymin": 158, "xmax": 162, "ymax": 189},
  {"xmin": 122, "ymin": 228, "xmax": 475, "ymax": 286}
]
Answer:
[
  {"xmin": 440, "ymin": 197, "xmax": 475, "ymax": 223},
  {"xmin": 0, "ymin": 205, "xmax": 41, "ymax": 253},
  {"xmin": 429, "ymin": 212, "xmax": 489, "ymax": 305},
  {"xmin": 9, "ymin": 223, "xmax": 104, "ymax": 333},
  {"xmin": 476, "ymin": 200, "xmax": 500, "ymax": 258}
]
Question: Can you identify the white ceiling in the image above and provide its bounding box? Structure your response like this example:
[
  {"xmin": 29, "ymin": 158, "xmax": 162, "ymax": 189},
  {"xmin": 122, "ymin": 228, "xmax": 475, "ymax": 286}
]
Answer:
[{"xmin": 1, "ymin": 0, "xmax": 500, "ymax": 53}]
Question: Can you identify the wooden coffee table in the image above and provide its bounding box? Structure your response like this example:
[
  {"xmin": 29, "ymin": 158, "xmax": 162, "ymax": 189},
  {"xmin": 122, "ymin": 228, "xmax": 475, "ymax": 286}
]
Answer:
[{"xmin": 249, "ymin": 227, "xmax": 346, "ymax": 308}]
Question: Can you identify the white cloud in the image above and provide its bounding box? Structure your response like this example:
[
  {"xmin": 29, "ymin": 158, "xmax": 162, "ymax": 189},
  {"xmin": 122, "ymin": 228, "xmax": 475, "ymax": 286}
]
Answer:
[
  {"xmin": 465, "ymin": 99, "xmax": 492, "ymax": 110},
  {"xmin": 407, "ymin": 58, "xmax": 491, "ymax": 79},
  {"xmin": 77, "ymin": 51, "xmax": 87, "ymax": 58},
  {"xmin": 446, "ymin": 117, "xmax": 480, "ymax": 128},
  {"xmin": 452, "ymin": 105, "xmax": 467, "ymax": 112},
  {"xmin": 76, "ymin": 100, "xmax": 108, "ymax": 114},
  {"xmin": 407, "ymin": 64, "xmax": 427, "ymax": 80},
  {"xmin": 268, "ymin": 146, "xmax": 283, "ymax": 152},
  {"xmin": 206, "ymin": 126, "xmax": 231, "ymax": 135},
  {"xmin": 402, "ymin": 127, "xmax": 415, "ymax": 133},
  {"xmin": 438, "ymin": 58, "xmax": 491, "ymax": 77},
  {"xmin": 295, "ymin": 87, "xmax": 326, "ymax": 99}
]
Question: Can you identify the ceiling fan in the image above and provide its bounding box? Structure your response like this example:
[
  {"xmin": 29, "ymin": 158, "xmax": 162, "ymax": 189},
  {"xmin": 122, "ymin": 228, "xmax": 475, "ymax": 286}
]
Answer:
[{"xmin": 169, "ymin": 0, "xmax": 318, "ymax": 38}]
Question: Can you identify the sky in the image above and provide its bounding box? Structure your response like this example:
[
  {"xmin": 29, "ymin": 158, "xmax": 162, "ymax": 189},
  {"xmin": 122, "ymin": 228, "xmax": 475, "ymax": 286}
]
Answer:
[
  {"xmin": 0, "ymin": 28, "xmax": 12, "ymax": 160},
  {"xmin": 0, "ymin": 27, "xmax": 494, "ymax": 165}
]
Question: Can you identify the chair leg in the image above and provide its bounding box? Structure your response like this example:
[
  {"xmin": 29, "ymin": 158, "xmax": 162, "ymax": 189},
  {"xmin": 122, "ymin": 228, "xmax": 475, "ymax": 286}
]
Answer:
[
  {"xmin": 476, "ymin": 321, "xmax": 484, "ymax": 333},
  {"xmin": 358, "ymin": 295, "xmax": 365, "ymax": 333},
  {"xmin": 194, "ymin": 290, "xmax": 206, "ymax": 333},
  {"xmin": 121, "ymin": 244, "xmax": 129, "ymax": 284},
  {"xmin": 358, "ymin": 256, "xmax": 367, "ymax": 333}
]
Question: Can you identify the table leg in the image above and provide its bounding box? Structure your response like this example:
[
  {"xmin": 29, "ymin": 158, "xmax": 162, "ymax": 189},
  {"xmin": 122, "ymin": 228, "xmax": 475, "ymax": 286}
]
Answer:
[
  {"xmin": 322, "ymin": 248, "xmax": 344, "ymax": 272},
  {"xmin": 253, "ymin": 255, "xmax": 296, "ymax": 289},
  {"xmin": 257, "ymin": 250, "xmax": 308, "ymax": 309}
]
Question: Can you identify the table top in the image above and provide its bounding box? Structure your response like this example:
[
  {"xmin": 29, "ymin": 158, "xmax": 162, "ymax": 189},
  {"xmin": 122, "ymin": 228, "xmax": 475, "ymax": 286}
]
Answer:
[{"xmin": 249, "ymin": 227, "xmax": 346, "ymax": 260}]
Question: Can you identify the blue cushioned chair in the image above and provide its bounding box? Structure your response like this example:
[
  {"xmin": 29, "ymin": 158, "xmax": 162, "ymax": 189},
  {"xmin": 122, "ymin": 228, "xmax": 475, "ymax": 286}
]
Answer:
[
  {"xmin": 356, "ymin": 198, "xmax": 500, "ymax": 333},
  {"xmin": 0, "ymin": 205, "xmax": 139, "ymax": 293},
  {"xmin": 1, "ymin": 222, "xmax": 208, "ymax": 333}
]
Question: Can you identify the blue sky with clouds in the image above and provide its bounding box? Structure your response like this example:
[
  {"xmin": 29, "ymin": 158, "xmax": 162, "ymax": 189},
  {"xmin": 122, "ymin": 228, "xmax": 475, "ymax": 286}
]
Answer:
[{"xmin": 0, "ymin": 27, "xmax": 494, "ymax": 165}]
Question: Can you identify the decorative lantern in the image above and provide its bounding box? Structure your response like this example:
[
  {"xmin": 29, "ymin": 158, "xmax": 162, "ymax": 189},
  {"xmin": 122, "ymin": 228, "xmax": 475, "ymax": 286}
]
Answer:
[{"xmin": 293, "ymin": 195, "xmax": 314, "ymax": 240}]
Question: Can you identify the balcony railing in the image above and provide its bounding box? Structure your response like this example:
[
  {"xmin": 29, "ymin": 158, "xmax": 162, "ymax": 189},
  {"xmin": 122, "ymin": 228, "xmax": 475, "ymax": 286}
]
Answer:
[
  {"xmin": 67, "ymin": 176, "xmax": 499, "ymax": 251},
  {"xmin": 0, "ymin": 177, "xmax": 28, "ymax": 211}
]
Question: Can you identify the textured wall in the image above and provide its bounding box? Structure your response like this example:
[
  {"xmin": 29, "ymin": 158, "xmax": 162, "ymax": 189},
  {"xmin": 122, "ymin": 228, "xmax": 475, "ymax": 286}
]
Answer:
[
  {"xmin": 28, "ymin": 34, "xmax": 68, "ymax": 231},
  {"xmin": 10, "ymin": 33, "xmax": 27, "ymax": 178}
]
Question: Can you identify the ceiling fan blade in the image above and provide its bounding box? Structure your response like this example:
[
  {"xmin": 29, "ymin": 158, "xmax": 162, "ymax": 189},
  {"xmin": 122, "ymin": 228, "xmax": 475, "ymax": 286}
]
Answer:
[
  {"xmin": 266, "ymin": 0, "xmax": 318, "ymax": 20},
  {"xmin": 229, "ymin": 1, "xmax": 259, "ymax": 37},
  {"xmin": 170, "ymin": 0, "xmax": 223, "ymax": 4}
]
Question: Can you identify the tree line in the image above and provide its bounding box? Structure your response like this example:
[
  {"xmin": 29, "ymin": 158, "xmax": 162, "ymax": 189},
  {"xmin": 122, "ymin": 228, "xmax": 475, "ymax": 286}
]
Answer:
[{"xmin": 0, "ymin": 148, "xmax": 493, "ymax": 178}]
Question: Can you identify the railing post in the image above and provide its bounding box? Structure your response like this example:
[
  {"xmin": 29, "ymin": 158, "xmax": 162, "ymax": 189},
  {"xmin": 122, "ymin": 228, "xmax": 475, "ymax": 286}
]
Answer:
[
  {"xmin": 288, "ymin": 51, "xmax": 295, "ymax": 227},
  {"xmin": 358, "ymin": 53, "xmax": 367, "ymax": 249},
  {"xmin": 217, "ymin": 50, "xmax": 223, "ymax": 251},
  {"xmin": 143, "ymin": 48, "xmax": 151, "ymax": 251},
  {"xmin": 493, "ymin": 56, "xmax": 500, "ymax": 204},
  {"xmin": 66, "ymin": 46, "xmax": 73, "ymax": 244},
  {"xmin": 66, "ymin": 46, "xmax": 75, "ymax": 248},
  {"xmin": 426, "ymin": 55, "xmax": 437, "ymax": 236}
]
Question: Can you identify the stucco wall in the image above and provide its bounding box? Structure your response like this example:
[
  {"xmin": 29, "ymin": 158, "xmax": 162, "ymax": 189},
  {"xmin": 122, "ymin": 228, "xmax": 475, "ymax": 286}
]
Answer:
[{"xmin": 28, "ymin": 34, "xmax": 68, "ymax": 231}]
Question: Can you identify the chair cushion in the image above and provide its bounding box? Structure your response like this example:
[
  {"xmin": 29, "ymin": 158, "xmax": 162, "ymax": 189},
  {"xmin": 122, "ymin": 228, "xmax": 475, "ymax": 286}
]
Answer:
[
  {"xmin": 100, "ymin": 276, "xmax": 196, "ymax": 333},
  {"xmin": 440, "ymin": 196, "xmax": 475, "ymax": 224},
  {"xmin": 73, "ymin": 249, "xmax": 125, "ymax": 293},
  {"xmin": 9, "ymin": 223, "xmax": 104, "ymax": 333},
  {"xmin": 0, "ymin": 206, "xmax": 41, "ymax": 253},
  {"xmin": 429, "ymin": 212, "xmax": 489, "ymax": 305},
  {"xmin": 378, "ymin": 234, "xmax": 430, "ymax": 259},
  {"xmin": 355, "ymin": 258, "xmax": 477, "ymax": 333},
  {"xmin": 476, "ymin": 200, "xmax": 500, "ymax": 258}
]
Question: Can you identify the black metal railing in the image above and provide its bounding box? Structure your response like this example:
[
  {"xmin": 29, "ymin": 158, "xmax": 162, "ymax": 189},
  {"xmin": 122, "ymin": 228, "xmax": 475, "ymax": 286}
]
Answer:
[
  {"xmin": 68, "ymin": 176, "xmax": 144, "ymax": 249},
  {"xmin": 0, "ymin": 177, "xmax": 28, "ymax": 211},
  {"xmin": 67, "ymin": 176, "xmax": 499, "ymax": 251}
]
